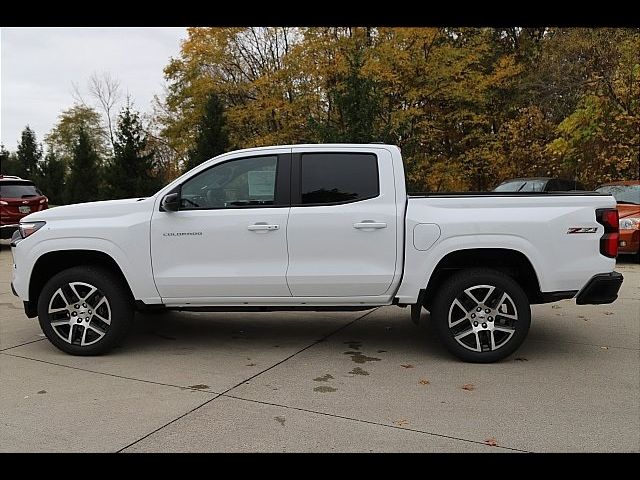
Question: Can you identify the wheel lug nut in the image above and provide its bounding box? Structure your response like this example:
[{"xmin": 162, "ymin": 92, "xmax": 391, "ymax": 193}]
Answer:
[
  {"xmin": 482, "ymin": 323, "xmax": 487, "ymax": 328},
  {"xmin": 74, "ymin": 304, "xmax": 79, "ymax": 309},
  {"xmin": 473, "ymin": 321, "xmax": 478, "ymax": 327},
  {"xmin": 488, "ymin": 316, "xmax": 493, "ymax": 321},
  {"xmin": 485, "ymin": 309, "xmax": 490, "ymax": 313},
  {"xmin": 88, "ymin": 310, "xmax": 92, "ymax": 314},
  {"xmin": 76, "ymin": 319, "xmax": 81, "ymax": 323},
  {"xmin": 476, "ymin": 307, "xmax": 482, "ymax": 312},
  {"xmin": 83, "ymin": 303, "xmax": 87, "ymax": 307},
  {"xmin": 471, "ymin": 313, "xmax": 476, "ymax": 318},
  {"xmin": 72, "ymin": 312, "xmax": 77, "ymax": 316}
]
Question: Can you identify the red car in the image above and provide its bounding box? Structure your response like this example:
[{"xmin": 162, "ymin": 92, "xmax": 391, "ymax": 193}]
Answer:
[
  {"xmin": 0, "ymin": 175, "xmax": 49, "ymax": 240},
  {"xmin": 596, "ymin": 180, "xmax": 640, "ymax": 261}
]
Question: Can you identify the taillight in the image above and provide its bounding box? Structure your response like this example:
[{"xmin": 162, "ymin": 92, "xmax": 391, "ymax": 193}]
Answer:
[{"xmin": 596, "ymin": 208, "xmax": 619, "ymax": 258}]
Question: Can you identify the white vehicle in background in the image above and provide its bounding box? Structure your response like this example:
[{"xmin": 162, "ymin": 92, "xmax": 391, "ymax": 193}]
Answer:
[{"xmin": 10, "ymin": 144, "xmax": 623, "ymax": 362}]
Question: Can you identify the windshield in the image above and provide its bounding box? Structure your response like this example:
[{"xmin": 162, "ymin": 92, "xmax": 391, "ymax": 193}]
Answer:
[
  {"xmin": 596, "ymin": 184, "xmax": 640, "ymax": 205},
  {"xmin": 0, "ymin": 182, "xmax": 42, "ymax": 198},
  {"xmin": 495, "ymin": 179, "xmax": 547, "ymax": 192}
]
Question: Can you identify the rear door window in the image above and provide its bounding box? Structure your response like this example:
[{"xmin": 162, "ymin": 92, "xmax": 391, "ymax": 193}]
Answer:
[{"xmin": 299, "ymin": 153, "xmax": 379, "ymax": 205}]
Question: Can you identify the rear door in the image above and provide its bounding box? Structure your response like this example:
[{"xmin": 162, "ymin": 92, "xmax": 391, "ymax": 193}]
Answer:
[{"xmin": 286, "ymin": 147, "xmax": 398, "ymax": 297}]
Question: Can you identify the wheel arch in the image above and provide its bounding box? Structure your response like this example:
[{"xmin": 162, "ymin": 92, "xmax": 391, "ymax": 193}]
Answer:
[
  {"xmin": 423, "ymin": 248, "xmax": 543, "ymax": 309},
  {"xmin": 28, "ymin": 249, "xmax": 135, "ymax": 316}
]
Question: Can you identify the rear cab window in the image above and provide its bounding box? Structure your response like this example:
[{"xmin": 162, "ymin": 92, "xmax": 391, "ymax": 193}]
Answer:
[{"xmin": 298, "ymin": 152, "xmax": 379, "ymax": 205}]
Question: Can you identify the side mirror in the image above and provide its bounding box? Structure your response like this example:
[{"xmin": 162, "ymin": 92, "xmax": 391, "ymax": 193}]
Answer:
[{"xmin": 161, "ymin": 192, "xmax": 180, "ymax": 212}]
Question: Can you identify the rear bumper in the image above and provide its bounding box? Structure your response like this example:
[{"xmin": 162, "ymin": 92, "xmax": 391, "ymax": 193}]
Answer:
[{"xmin": 576, "ymin": 272, "xmax": 624, "ymax": 305}]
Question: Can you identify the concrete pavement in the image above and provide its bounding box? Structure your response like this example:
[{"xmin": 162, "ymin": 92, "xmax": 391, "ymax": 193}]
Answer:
[{"xmin": 1, "ymin": 248, "xmax": 638, "ymax": 452}]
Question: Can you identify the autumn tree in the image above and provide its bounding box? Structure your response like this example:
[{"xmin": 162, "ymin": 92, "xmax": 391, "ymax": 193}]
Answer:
[
  {"xmin": 150, "ymin": 27, "xmax": 640, "ymax": 190},
  {"xmin": 65, "ymin": 127, "xmax": 101, "ymax": 204},
  {"xmin": 548, "ymin": 29, "xmax": 640, "ymax": 188},
  {"xmin": 16, "ymin": 126, "xmax": 42, "ymax": 179},
  {"xmin": 104, "ymin": 103, "xmax": 160, "ymax": 199},
  {"xmin": 185, "ymin": 93, "xmax": 230, "ymax": 171}
]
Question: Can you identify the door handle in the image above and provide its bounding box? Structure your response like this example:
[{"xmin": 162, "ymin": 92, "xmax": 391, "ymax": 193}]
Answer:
[
  {"xmin": 353, "ymin": 221, "xmax": 387, "ymax": 229},
  {"xmin": 247, "ymin": 223, "xmax": 279, "ymax": 231}
]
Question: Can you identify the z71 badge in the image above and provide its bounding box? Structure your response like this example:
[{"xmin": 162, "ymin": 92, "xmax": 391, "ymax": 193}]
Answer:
[{"xmin": 567, "ymin": 227, "xmax": 598, "ymax": 234}]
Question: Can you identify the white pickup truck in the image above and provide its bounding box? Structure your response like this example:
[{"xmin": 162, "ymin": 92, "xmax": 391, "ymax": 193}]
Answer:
[{"xmin": 10, "ymin": 144, "xmax": 624, "ymax": 362}]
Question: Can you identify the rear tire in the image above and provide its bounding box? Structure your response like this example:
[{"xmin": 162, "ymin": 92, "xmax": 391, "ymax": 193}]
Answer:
[
  {"xmin": 37, "ymin": 265, "xmax": 133, "ymax": 355},
  {"xmin": 431, "ymin": 268, "xmax": 531, "ymax": 363}
]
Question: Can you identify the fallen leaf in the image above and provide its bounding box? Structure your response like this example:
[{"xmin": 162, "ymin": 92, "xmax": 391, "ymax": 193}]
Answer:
[
  {"xmin": 551, "ymin": 305, "xmax": 561, "ymax": 309},
  {"xmin": 274, "ymin": 416, "xmax": 285, "ymax": 426},
  {"xmin": 514, "ymin": 357, "xmax": 528, "ymax": 362},
  {"xmin": 484, "ymin": 438, "xmax": 498, "ymax": 447},
  {"xmin": 603, "ymin": 312, "xmax": 614, "ymax": 315},
  {"xmin": 462, "ymin": 383, "xmax": 475, "ymax": 391},
  {"xmin": 419, "ymin": 379, "xmax": 430, "ymax": 385},
  {"xmin": 37, "ymin": 390, "xmax": 47, "ymax": 394},
  {"xmin": 246, "ymin": 363, "xmax": 256, "ymax": 367},
  {"xmin": 401, "ymin": 364, "xmax": 414, "ymax": 369},
  {"xmin": 600, "ymin": 346, "xmax": 609, "ymax": 350},
  {"xmin": 393, "ymin": 419, "xmax": 409, "ymax": 427}
]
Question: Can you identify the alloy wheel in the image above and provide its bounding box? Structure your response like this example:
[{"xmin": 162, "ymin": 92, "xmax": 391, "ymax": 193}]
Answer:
[
  {"xmin": 47, "ymin": 281, "xmax": 111, "ymax": 346},
  {"xmin": 447, "ymin": 284, "xmax": 518, "ymax": 352}
]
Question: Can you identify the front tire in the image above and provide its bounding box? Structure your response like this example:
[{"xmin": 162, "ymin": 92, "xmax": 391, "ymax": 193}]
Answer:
[
  {"xmin": 37, "ymin": 265, "xmax": 133, "ymax": 355},
  {"xmin": 431, "ymin": 268, "xmax": 531, "ymax": 363}
]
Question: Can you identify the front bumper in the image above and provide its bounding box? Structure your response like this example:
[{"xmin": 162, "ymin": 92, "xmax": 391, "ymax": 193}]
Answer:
[{"xmin": 576, "ymin": 272, "xmax": 624, "ymax": 305}]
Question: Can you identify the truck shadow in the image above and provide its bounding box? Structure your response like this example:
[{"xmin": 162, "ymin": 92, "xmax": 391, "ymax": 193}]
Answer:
[{"xmin": 118, "ymin": 306, "xmax": 611, "ymax": 363}]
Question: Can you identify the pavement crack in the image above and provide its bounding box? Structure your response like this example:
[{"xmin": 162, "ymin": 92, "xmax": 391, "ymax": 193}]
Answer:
[
  {"xmin": 0, "ymin": 351, "xmax": 222, "ymax": 394},
  {"xmin": 221, "ymin": 393, "xmax": 530, "ymax": 453},
  {"xmin": 116, "ymin": 308, "xmax": 379, "ymax": 452},
  {"xmin": 0, "ymin": 338, "xmax": 45, "ymax": 352}
]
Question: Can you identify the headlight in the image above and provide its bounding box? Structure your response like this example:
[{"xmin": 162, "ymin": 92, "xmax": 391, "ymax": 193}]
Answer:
[
  {"xmin": 619, "ymin": 217, "xmax": 640, "ymax": 230},
  {"xmin": 19, "ymin": 221, "xmax": 46, "ymax": 238}
]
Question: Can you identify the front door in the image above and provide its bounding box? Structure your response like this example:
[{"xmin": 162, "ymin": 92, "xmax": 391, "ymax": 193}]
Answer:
[
  {"xmin": 151, "ymin": 152, "xmax": 292, "ymax": 299},
  {"xmin": 286, "ymin": 148, "xmax": 398, "ymax": 297}
]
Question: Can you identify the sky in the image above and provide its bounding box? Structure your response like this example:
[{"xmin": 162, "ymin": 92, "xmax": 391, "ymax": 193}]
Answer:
[{"xmin": 0, "ymin": 27, "xmax": 187, "ymax": 148}]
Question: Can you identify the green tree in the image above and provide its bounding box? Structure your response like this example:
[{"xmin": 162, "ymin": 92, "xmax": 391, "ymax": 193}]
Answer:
[
  {"xmin": 104, "ymin": 104, "xmax": 160, "ymax": 199},
  {"xmin": 1, "ymin": 145, "xmax": 21, "ymax": 176},
  {"xmin": 37, "ymin": 147, "xmax": 66, "ymax": 205},
  {"xmin": 16, "ymin": 126, "xmax": 42, "ymax": 179},
  {"xmin": 185, "ymin": 93, "xmax": 229, "ymax": 171},
  {"xmin": 46, "ymin": 104, "xmax": 107, "ymax": 161},
  {"xmin": 65, "ymin": 127, "xmax": 101, "ymax": 204}
]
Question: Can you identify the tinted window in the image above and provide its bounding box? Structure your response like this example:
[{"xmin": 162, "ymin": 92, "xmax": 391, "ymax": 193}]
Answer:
[
  {"xmin": 596, "ymin": 184, "xmax": 640, "ymax": 205},
  {"xmin": 519, "ymin": 180, "xmax": 546, "ymax": 192},
  {"xmin": 0, "ymin": 182, "xmax": 41, "ymax": 198},
  {"xmin": 494, "ymin": 181, "xmax": 524, "ymax": 192},
  {"xmin": 180, "ymin": 156, "xmax": 278, "ymax": 209},
  {"xmin": 495, "ymin": 180, "xmax": 546, "ymax": 192},
  {"xmin": 300, "ymin": 153, "xmax": 379, "ymax": 205}
]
